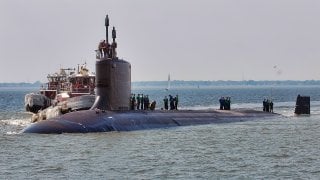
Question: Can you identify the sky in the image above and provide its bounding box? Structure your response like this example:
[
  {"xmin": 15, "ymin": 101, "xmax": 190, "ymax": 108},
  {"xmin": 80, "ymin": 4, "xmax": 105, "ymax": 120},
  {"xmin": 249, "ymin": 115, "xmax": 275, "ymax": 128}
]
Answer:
[{"xmin": 1, "ymin": 0, "xmax": 320, "ymax": 83}]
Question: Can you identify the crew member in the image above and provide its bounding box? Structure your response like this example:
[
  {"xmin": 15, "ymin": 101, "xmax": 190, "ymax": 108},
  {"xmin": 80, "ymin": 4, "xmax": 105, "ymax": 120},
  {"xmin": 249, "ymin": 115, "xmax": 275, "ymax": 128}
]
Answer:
[
  {"xmin": 144, "ymin": 95, "xmax": 150, "ymax": 110},
  {"xmin": 98, "ymin": 40, "xmax": 107, "ymax": 58},
  {"xmin": 137, "ymin": 94, "xmax": 141, "ymax": 110},
  {"xmin": 150, "ymin": 101, "xmax": 156, "ymax": 110},
  {"xmin": 131, "ymin": 94, "xmax": 136, "ymax": 110},
  {"xmin": 174, "ymin": 95, "xmax": 179, "ymax": 110},
  {"xmin": 219, "ymin": 97, "xmax": 225, "ymax": 110},
  {"xmin": 111, "ymin": 41, "xmax": 117, "ymax": 59},
  {"xmin": 169, "ymin": 95, "xmax": 174, "ymax": 110},
  {"xmin": 105, "ymin": 41, "xmax": 110, "ymax": 58},
  {"xmin": 129, "ymin": 94, "xmax": 132, "ymax": 109},
  {"xmin": 140, "ymin": 94, "xmax": 144, "ymax": 110},
  {"xmin": 225, "ymin": 97, "xmax": 231, "ymax": 110},
  {"xmin": 266, "ymin": 99, "xmax": 270, "ymax": 112},
  {"xmin": 163, "ymin": 96, "xmax": 169, "ymax": 110},
  {"xmin": 111, "ymin": 26, "xmax": 117, "ymax": 59}
]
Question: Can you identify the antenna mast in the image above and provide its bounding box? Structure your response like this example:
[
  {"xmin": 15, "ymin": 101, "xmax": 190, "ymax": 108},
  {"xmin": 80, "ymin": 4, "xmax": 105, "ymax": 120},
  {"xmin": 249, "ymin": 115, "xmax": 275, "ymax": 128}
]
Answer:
[{"xmin": 105, "ymin": 15, "xmax": 109, "ymax": 44}]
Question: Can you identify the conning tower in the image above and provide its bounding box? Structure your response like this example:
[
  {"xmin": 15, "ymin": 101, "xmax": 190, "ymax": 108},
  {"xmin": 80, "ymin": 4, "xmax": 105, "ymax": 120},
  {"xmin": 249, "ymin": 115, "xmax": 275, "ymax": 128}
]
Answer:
[{"xmin": 91, "ymin": 15, "xmax": 131, "ymax": 111}]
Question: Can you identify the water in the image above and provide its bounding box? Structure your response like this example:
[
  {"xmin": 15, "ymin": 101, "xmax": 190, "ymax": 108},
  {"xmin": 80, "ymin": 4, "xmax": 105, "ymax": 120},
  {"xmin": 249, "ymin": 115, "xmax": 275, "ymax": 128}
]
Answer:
[{"xmin": 1, "ymin": 85, "xmax": 320, "ymax": 179}]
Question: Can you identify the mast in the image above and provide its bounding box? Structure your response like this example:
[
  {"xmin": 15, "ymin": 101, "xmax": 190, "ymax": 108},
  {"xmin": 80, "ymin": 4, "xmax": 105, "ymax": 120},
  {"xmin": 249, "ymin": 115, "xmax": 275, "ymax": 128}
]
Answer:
[
  {"xmin": 105, "ymin": 15, "xmax": 109, "ymax": 44},
  {"xmin": 166, "ymin": 74, "xmax": 170, "ymax": 91},
  {"xmin": 112, "ymin": 26, "xmax": 116, "ymax": 43}
]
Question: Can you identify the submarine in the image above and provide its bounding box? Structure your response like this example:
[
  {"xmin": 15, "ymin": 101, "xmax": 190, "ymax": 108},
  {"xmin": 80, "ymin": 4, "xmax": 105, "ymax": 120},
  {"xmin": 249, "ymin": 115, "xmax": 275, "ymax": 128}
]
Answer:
[{"xmin": 22, "ymin": 15, "xmax": 278, "ymax": 134}]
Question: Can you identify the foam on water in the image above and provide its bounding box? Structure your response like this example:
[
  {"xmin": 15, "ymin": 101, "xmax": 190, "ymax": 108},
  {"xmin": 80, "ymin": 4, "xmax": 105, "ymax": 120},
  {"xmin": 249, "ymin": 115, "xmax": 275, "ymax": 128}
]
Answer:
[{"xmin": 0, "ymin": 118, "xmax": 31, "ymax": 134}]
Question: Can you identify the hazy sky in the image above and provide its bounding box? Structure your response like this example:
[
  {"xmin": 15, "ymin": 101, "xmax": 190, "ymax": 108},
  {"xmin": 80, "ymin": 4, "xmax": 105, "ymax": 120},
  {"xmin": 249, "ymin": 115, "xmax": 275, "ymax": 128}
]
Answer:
[{"xmin": 1, "ymin": 0, "xmax": 320, "ymax": 82}]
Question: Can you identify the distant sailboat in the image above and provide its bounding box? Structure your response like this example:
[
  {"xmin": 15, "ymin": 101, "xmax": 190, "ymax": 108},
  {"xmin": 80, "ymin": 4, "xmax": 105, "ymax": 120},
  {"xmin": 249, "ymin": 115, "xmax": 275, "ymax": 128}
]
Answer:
[{"xmin": 165, "ymin": 74, "xmax": 171, "ymax": 91}]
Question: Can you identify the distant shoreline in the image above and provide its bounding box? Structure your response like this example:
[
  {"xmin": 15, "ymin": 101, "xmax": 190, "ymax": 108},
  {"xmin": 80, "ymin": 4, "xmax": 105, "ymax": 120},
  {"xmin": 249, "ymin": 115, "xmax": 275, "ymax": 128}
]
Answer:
[
  {"xmin": 132, "ymin": 80, "xmax": 320, "ymax": 87},
  {"xmin": 1, "ymin": 80, "xmax": 320, "ymax": 88},
  {"xmin": 0, "ymin": 82, "xmax": 41, "ymax": 88}
]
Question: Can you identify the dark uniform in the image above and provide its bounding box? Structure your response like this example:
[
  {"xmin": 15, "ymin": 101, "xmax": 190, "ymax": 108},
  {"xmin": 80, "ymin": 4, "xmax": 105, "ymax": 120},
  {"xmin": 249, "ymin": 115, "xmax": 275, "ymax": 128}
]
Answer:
[
  {"xmin": 140, "ymin": 94, "xmax": 144, "ymax": 110},
  {"xmin": 263, "ymin": 99, "xmax": 266, "ymax": 111},
  {"xmin": 169, "ymin": 95, "xmax": 174, "ymax": 110},
  {"xmin": 225, "ymin": 97, "xmax": 231, "ymax": 110},
  {"xmin": 219, "ymin": 97, "xmax": 225, "ymax": 110},
  {"xmin": 266, "ymin": 100, "xmax": 270, "ymax": 112},
  {"xmin": 131, "ymin": 94, "xmax": 136, "ymax": 110},
  {"xmin": 150, "ymin": 101, "xmax": 156, "ymax": 110},
  {"xmin": 137, "ymin": 94, "xmax": 141, "ymax": 110},
  {"xmin": 144, "ymin": 95, "xmax": 149, "ymax": 110},
  {"xmin": 175, "ymin": 95, "xmax": 179, "ymax": 110},
  {"xmin": 163, "ymin": 96, "xmax": 168, "ymax": 110}
]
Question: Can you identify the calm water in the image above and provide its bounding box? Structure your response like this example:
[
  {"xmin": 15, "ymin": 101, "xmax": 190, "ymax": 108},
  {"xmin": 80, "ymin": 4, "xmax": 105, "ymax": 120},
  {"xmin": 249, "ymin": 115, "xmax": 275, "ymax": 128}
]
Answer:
[{"xmin": 1, "ymin": 85, "xmax": 320, "ymax": 179}]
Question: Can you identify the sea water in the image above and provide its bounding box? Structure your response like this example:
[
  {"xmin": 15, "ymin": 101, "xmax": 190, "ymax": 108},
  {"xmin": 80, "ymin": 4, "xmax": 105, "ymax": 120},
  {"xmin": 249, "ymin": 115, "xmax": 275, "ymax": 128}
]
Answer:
[{"xmin": 1, "ymin": 85, "xmax": 320, "ymax": 179}]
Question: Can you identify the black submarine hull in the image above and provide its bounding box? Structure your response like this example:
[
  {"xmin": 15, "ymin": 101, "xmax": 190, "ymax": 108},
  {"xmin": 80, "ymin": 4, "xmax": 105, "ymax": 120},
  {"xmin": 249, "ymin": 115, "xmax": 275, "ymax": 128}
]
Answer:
[{"xmin": 22, "ymin": 109, "xmax": 278, "ymax": 134}]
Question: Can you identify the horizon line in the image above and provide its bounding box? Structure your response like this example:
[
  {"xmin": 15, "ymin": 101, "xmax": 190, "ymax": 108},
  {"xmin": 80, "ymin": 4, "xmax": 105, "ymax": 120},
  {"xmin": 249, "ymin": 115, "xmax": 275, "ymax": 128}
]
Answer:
[{"xmin": 1, "ymin": 79, "xmax": 320, "ymax": 84}]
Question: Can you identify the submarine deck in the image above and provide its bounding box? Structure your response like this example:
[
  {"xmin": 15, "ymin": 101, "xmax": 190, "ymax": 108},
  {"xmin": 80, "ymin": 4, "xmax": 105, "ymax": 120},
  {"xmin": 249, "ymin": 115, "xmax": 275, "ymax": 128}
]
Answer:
[{"xmin": 22, "ymin": 109, "xmax": 279, "ymax": 134}]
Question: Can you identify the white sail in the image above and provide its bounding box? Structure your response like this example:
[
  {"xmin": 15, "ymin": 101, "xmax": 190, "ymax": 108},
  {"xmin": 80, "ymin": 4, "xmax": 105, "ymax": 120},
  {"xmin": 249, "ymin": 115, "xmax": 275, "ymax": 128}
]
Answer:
[{"xmin": 165, "ymin": 74, "xmax": 170, "ymax": 91}]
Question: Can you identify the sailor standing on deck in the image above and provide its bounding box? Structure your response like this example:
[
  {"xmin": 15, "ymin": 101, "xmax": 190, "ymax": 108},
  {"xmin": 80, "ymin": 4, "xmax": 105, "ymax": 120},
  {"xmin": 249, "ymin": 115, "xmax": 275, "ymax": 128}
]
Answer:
[
  {"xmin": 266, "ymin": 99, "xmax": 270, "ymax": 112},
  {"xmin": 163, "ymin": 96, "xmax": 169, "ymax": 110},
  {"xmin": 225, "ymin": 97, "xmax": 231, "ymax": 110},
  {"xmin": 137, "ymin": 94, "xmax": 141, "ymax": 110},
  {"xmin": 219, "ymin": 97, "xmax": 224, "ymax": 110},
  {"xmin": 174, "ymin": 95, "xmax": 179, "ymax": 110},
  {"xmin": 150, "ymin": 101, "xmax": 156, "ymax": 110},
  {"xmin": 140, "ymin": 94, "xmax": 144, "ymax": 110},
  {"xmin": 144, "ymin": 95, "xmax": 150, "ymax": 110},
  {"xmin": 131, "ymin": 94, "xmax": 136, "ymax": 110},
  {"xmin": 263, "ymin": 99, "xmax": 266, "ymax": 111},
  {"xmin": 270, "ymin": 101, "xmax": 274, "ymax": 113},
  {"xmin": 169, "ymin": 95, "xmax": 174, "ymax": 110}
]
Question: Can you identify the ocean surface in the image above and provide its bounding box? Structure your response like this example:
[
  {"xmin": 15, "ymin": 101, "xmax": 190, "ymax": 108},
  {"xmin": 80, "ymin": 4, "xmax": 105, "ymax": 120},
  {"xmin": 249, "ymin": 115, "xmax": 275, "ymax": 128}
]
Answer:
[{"xmin": 1, "ymin": 85, "xmax": 320, "ymax": 179}]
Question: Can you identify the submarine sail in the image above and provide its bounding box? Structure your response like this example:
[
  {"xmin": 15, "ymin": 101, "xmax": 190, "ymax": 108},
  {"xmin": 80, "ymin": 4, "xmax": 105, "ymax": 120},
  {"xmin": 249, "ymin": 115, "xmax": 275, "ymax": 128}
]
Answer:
[
  {"xmin": 90, "ymin": 15, "xmax": 131, "ymax": 111},
  {"xmin": 90, "ymin": 59, "xmax": 131, "ymax": 111}
]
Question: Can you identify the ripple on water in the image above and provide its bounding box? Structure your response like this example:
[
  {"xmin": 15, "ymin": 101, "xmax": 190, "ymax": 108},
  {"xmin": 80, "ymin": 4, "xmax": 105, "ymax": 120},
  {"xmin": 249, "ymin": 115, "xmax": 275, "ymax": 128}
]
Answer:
[{"xmin": 1, "ymin": 102, "xmax": 320, "ymax": 178}]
